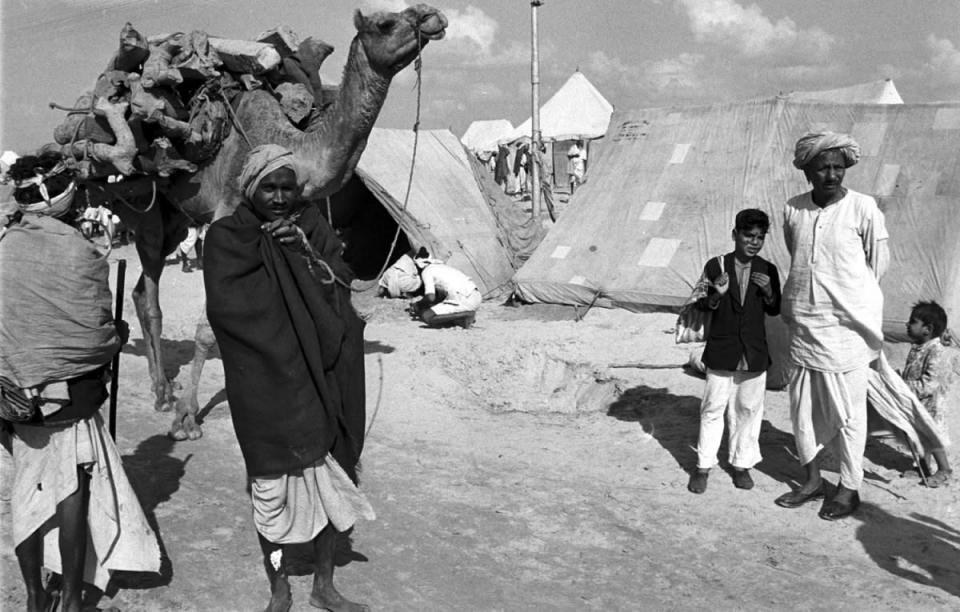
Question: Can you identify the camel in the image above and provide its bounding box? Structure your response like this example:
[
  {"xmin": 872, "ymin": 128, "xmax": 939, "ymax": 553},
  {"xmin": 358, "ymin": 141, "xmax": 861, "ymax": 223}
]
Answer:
[{"xmin": 101, "ymin": 5, "xmax": 446, "ymax": 439}]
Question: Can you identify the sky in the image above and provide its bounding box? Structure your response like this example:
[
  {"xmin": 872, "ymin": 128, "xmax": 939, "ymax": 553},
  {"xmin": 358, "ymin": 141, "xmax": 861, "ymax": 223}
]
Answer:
[{"xmin": 1, "ymin": 0, "xmax": 959, "ymax": 152}]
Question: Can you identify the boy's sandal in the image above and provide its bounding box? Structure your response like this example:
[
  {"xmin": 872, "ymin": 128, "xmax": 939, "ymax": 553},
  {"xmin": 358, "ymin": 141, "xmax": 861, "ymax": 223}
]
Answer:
[{"xmin": 925, "ymin": 471, "xmax": 952, "ymax": 488}]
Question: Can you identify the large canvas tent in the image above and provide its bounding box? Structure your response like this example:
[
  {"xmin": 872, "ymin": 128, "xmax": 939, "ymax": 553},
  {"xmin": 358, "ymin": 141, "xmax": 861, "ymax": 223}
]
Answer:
[
  {"xmin": 461, "ymin": 119, "xmax": 515, "ymax": 156},
  {"xmin": 345, "ymin": 127, "xmax": 516, "ymax": 296},
  {"xmin": 505, "ymin": 71, "xmax": 614, "ymax": 143},
  {"xmin": 512, "ymin": 98, "xmax": 960, "ymax": 381},
  {"xmin": 786, "ymin": 79, "xmax": 904, "ymax": 105}
]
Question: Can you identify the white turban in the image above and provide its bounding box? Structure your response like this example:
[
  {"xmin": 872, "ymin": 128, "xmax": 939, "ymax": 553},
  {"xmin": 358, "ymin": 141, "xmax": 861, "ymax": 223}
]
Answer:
[
  {"xmin": 238, "ymin": 144, "xmax": 298, "ymax": 201},
  {"xmin": 793, "ymin": 132, "xmax": 861, "ymax": 170}
]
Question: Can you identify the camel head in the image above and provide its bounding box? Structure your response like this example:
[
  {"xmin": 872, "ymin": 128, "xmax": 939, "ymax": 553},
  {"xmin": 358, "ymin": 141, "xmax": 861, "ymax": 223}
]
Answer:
[{"xmin": 353, "ymin": 3, "xmax": 447, "ymax": 76}]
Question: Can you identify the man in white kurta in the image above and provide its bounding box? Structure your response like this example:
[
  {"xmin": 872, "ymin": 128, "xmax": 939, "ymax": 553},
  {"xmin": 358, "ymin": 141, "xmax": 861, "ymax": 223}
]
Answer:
[{"xmin": 778, "ymin": 132, "xmax": 889, "ymax": 520}]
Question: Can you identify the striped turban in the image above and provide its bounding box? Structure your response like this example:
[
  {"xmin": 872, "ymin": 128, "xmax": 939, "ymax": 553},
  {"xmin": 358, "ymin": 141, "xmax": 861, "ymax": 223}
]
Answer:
[{"xmin": 792, "ymin": 132, "xmax": 861, "ymax": 170}]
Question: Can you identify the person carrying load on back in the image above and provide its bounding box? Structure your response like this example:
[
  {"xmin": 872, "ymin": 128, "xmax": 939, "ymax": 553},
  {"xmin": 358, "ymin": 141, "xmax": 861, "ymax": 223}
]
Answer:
[
  {"xmin": 0, "ymin": 151, "xmax": 160, "ymax": 612},
  {"xmin": 408, "ymin": 248, "xmax": 481, "ymax": 328}
]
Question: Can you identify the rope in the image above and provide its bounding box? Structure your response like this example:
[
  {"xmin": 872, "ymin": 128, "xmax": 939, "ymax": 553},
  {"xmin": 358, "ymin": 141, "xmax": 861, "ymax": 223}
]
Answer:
[
  {"xmin": 350, "ymin": 35, "xmax": 425, "ymax": 293},
  {"xmin": 220, "ymin": 89, "xmax": 254, "ymax": 148}
]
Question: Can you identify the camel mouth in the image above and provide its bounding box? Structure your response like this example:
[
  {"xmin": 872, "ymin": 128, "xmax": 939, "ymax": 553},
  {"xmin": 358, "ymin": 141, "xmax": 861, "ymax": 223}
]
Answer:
[{"xmin": 419, "ymin": 13, "xmax": 447, "ymax": 40}]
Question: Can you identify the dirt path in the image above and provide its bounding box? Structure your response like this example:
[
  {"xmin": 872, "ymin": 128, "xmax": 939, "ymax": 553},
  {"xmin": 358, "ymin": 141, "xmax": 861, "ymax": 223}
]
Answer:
[{"xmin": 3, "ymin": 244, "xmax": 960, "ymax": 611}]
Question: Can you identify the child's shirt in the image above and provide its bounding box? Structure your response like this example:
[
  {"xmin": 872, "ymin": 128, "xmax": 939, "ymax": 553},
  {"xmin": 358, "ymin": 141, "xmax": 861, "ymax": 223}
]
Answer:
[{"xmin": 902, "ymin": 337, "xmax": 949, "ymax": 425}]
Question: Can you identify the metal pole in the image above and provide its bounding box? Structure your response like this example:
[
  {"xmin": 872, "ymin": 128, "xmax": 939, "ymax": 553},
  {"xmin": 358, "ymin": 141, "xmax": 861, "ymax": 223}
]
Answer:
[{"xmin": 530, "ymin": 1, "xmax": 543, "ymax": 220}]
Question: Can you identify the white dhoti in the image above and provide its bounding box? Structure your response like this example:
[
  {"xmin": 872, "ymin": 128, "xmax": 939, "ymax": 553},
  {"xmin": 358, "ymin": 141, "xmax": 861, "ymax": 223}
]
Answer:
[
  {"xmin": 250, "ymin": 454, "xmax": 375, "ymax": 545},
  {"xmin": 789, "ymin": 365, "xmax": 870, "ymax": 489},
  {"xmin": 11, "ymin": 412, "xmax": 161, "ymax": 591},
  {"xmin": 427, "ymin": 287, "xmax": 482, "ymax": 318}
]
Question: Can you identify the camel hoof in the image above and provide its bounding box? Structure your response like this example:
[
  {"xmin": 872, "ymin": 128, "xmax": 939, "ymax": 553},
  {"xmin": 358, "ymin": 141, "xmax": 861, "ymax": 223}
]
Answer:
[
  {"xmin": 187, "ymin": 428, "xmax": 203, "ymax": 441},
  {"xmin": 168, "ymin": 427, "xmax": 189, "ymax": 441}
]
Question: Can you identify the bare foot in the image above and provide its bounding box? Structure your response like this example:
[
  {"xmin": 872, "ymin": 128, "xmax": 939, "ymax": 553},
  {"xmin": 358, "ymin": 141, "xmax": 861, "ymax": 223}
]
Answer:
[
  {"xmin": 264, "ymin": 576, "xmax": 292, "ymax": 612},
  {"xmin": 925, "ymin": 470, "xmax": 952, "ymax": 488},
  {"xmin": 309, "ymin": 584, "xmax": 369, "ymax": 612}
]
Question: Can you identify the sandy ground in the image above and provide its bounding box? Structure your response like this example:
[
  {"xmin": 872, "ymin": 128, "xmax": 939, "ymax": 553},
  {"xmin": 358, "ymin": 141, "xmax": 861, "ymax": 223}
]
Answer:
[{"xmin": 3, "ymin": 242, "xmax": 960, "ymax": 611}]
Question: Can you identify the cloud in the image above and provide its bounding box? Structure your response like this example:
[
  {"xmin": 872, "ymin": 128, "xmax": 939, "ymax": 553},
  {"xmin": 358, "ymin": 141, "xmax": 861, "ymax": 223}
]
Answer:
[
  {"xmin": 925, "ymin": 34, "xmax": 960, "ymax": 85},
  {"xmin": 443, "ymin": 6, "xmax": 498, "ymax": 55},
  {"xmin": 583, "ymin": 49, "xmax": 704, "ymax": 94},
  {"xmin": 676, "ymin": 0, "xmax": 834, "ymax": 63}
]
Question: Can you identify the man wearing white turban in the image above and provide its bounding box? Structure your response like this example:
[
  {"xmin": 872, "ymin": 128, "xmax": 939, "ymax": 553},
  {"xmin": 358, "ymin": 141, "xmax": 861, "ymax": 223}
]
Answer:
[{"xmin": 774, "ymin": 132, "xmax": 889, "ymax": 520}]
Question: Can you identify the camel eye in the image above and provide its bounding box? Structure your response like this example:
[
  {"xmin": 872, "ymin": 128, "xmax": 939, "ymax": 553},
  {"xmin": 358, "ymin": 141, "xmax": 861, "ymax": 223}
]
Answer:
[{"xmin": 378, "ymin": 18, "xmax": 396, "ymax": 33}]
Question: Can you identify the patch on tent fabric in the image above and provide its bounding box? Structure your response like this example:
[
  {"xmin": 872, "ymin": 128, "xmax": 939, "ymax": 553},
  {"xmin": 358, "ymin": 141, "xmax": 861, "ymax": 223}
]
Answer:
[
  {"xmin": 852, "ymin": 122, "xmax": 887, "ymax": 156},
  {"xmin": 936, "ymin": 165, "xmax": 960, "ymax": 196},
  {"xmin": 630, "ymin": 201, "xmax": 665, "ymax": 222},
  {"xmin": 932, "ymin": 108, "xmax": 960, "ymax": 130},
  {"xmin": 551, "ymin": 246, "xmax": 571, "ymax": 259},
  {"xmin": 569, "ymin": 275, "xmax": 587, "ymax": 286},
  {"xmin": 613, "ymin": 120, "xmax": 646, "ymax": 142},
  {"xmin": 874, "ymin": 164, "xmax": 900, "ymax": 196},
  {"xmin": 637, "ymin": 238, "xmax": 679, "ymax": 267},
  {"xmin": 668, "ymin": 144, "xmax": 691, "ymax": 164}
]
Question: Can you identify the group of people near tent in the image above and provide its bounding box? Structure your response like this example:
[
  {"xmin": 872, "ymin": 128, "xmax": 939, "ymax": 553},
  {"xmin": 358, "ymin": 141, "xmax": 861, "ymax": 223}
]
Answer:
[
  {"xmin": 686, "ymin": 131, "xmax": 953, "ymax": 522},
  {"xmin": 0, "ymin": 129, "xmax": 955, "ymax": 611}
]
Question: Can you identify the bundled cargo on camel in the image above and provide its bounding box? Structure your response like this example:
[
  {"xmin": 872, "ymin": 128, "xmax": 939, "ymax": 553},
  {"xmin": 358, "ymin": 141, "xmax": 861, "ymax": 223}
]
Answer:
[{"xmin": 48, "ymin": 22, "xmax": 335, "ymax": 180}]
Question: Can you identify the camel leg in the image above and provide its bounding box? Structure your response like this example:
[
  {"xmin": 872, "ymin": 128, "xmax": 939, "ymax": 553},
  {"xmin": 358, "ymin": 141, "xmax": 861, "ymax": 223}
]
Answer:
[
  {"xmin": 170, "ymin": 307, "xmax": 214, "ymax": 441},
  {"xmin": 132, "ymin": 270, "xmax": 176, "ymax": 412}
]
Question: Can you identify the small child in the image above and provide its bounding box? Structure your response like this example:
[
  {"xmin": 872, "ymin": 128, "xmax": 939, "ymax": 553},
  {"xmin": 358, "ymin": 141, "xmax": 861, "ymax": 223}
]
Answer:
[
  {"xmin": 902, "ymin": 300, "xmax": 953, "ymax": 487},
  {"xmin": 688, "ymin": 209, "xmax": 781, "ymax": 494}
]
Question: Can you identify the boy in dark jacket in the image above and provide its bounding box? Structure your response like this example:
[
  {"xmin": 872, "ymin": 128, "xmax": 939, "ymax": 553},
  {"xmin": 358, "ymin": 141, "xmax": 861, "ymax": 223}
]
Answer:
[{"xmin": 688, "ymin": 209, "xmax": 782, "ymax": 493}]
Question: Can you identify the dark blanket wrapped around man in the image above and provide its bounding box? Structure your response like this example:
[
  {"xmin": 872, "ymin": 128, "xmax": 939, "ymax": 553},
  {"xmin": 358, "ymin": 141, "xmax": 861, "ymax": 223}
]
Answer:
[{"xmin": 204, "ymin": 203, "xmax": 365, "ymax": 480}]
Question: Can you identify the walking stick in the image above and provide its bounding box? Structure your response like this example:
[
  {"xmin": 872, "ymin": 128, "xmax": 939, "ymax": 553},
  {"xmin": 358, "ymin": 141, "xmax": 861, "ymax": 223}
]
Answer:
[{"xmin": 109, "ymin": 259, "xmax": 126, "ymax": 440}]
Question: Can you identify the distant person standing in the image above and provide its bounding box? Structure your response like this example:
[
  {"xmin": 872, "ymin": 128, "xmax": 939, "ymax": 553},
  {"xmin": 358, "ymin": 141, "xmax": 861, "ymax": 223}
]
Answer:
[{"xmin": 567, "ymin": 140, "xmax": 586, "ymax": 194}]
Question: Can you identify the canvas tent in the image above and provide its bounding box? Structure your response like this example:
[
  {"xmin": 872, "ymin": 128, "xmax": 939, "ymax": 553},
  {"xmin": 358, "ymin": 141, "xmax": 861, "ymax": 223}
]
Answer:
[
  {"xmin": 342, "ymin": 127, "xmax": 516, "ymax": 297},
  {"xmin": 786, "ymin": 79, "xmax": 904, "ymax": 105},
  {"xmin": 505, "ymin": 70, "xmax": 614, "ymax": 143},
  {"xmin": 461, "ymin": 119, "xmax": 515, "ymax": 157},
  {"xmin": 512, "ymin": 98, "xmax": 960, "ymax": 383}
]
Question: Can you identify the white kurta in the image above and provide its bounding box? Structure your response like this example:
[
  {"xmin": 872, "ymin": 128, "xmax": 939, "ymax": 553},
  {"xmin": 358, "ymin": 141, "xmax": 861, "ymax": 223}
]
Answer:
[{"xmin": 781, "ymin": 189, "xmax": 889, "ymax": 372}]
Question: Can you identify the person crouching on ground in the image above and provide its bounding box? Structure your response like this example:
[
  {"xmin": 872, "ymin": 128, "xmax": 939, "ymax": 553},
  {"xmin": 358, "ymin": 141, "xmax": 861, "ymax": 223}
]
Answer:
[
  {"xmin": 0, "ymin": 151, "xmax": 160, "ymax": 612},
  {"xmin": 688, "ymin": 209, "xmax": 781, "ymax": 494},
  {"xmin": 203, "ymin": 144, "xmax": 375, "ymax": 612},
  {"xmin": 775, "ymin": 132, "xmax": 888, "ymax": 521},
  {"xmin": 408, "ymin": 250, "xmax": 482, "ymax": 328},
  {"xmin": 901, "ymin": 300, "xmax": 954, "ymax": 487}
]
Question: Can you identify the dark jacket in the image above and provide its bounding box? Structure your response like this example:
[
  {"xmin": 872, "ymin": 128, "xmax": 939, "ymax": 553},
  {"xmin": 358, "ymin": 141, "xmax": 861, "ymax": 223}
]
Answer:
[{"xmin": 696, "ymin": 253, "xmax": 781, "ymax": 372}]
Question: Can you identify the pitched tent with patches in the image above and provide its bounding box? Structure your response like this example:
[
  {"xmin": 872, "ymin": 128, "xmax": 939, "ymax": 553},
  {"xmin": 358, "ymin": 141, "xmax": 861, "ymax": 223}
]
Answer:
[
  {"xmin": 512, "ymin": 97, "xmax": 960, "ymax": 386},
  {"xmin": 785, "ymin": 78, "xmax": 904, "ymax": 105},
  {"xmin": 328, "ymin": 127, "xmax": 516, "ymax": 297},
  {"xmin": 461, "ymin": 119, "xmax": 515, "ymax": 158}
]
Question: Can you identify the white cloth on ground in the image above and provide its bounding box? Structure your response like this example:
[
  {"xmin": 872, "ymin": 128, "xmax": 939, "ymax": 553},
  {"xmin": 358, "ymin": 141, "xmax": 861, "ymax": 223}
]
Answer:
[
  {"xmin": 251, "ymin": 454, "xmax": 375, "ymax": 544},
  {"xmin": 11, "ymin": 412, "xmax": 161, "ymax": 590},
  {"xmin": 789, "ymin": 364, "xmax": 869, "ymax": 489},
  {"xmin": 697, "ymin": 369, "xmax": 767, "ymax": 469},
  {"xmin": 867, "ymin": 351, "xmax": 950, "ymax": 456}
]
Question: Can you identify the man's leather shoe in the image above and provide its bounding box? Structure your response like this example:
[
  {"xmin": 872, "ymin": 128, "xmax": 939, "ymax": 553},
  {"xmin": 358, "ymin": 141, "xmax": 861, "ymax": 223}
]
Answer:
[
  {"xmin": 818, "ymin": 491, "xmax": 860, "ymax": 521},
  {"xmin": 732, "ymin": 468, "xmax": 754, "ymax": 490},
  {"xmin": 774, "ymin": 483, "xmax": 826, "ymax": 508},
  {"xmin": 687, "ymin": 469, "xmax": 709, "ymax": 494}
]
